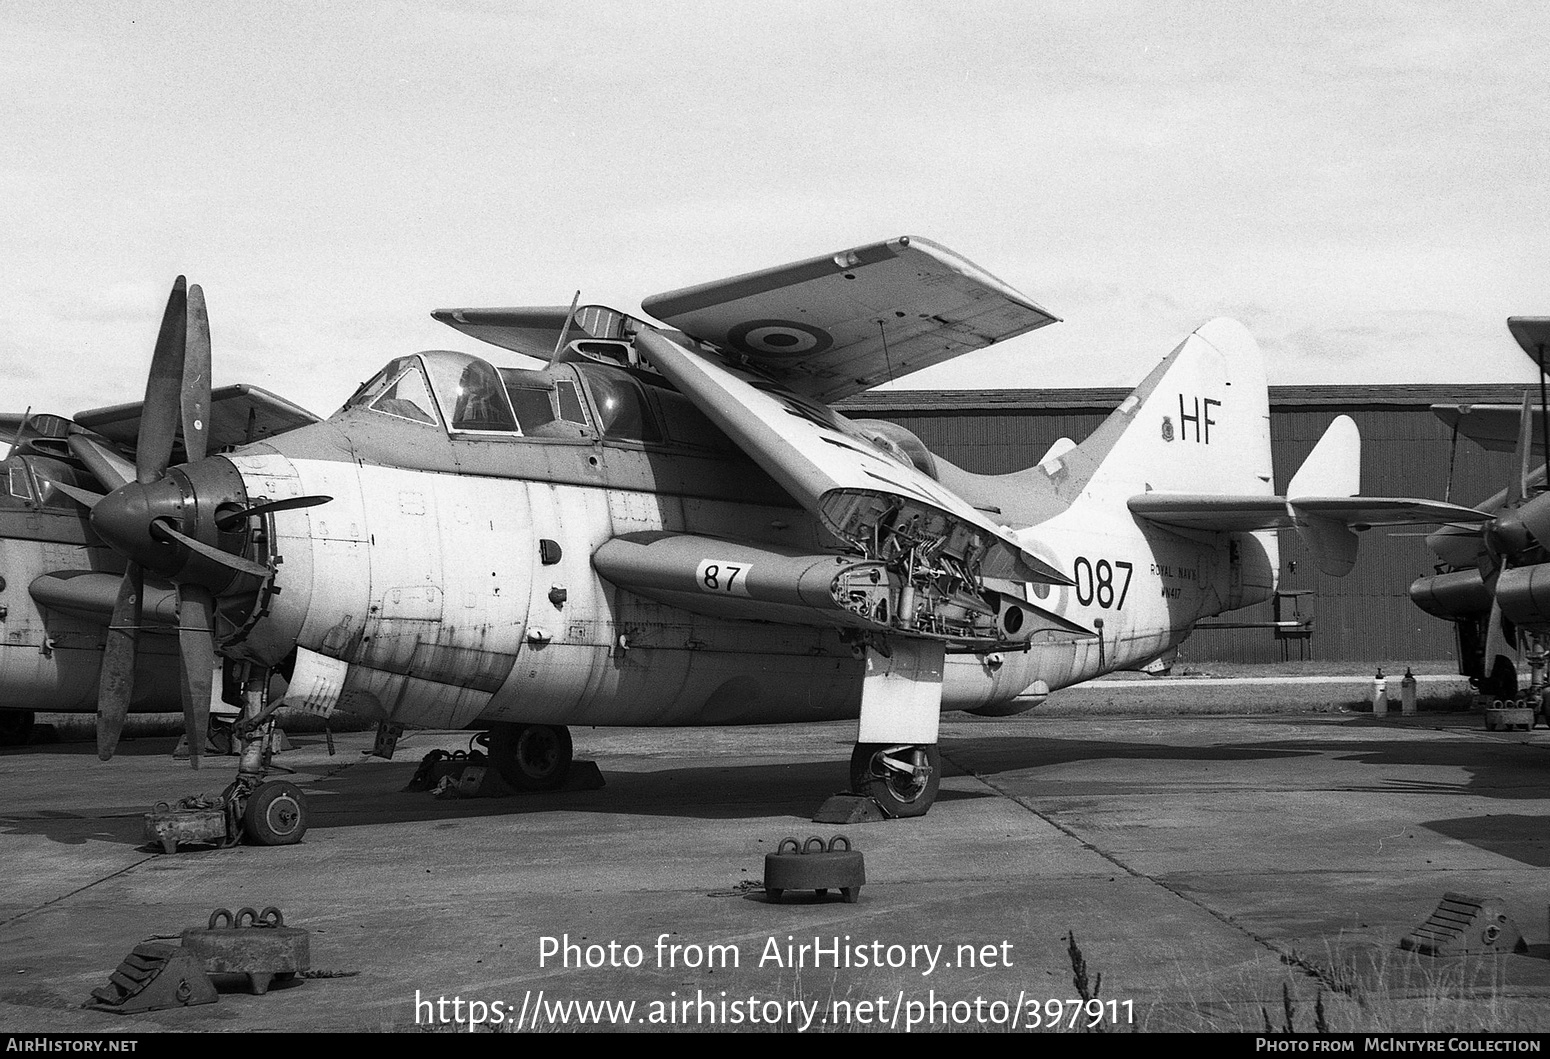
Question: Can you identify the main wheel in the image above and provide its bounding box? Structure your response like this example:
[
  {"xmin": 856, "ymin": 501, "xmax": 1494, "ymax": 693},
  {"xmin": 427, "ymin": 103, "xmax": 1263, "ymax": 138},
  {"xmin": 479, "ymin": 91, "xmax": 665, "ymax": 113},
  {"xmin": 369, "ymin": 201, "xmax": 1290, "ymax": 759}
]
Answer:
[
  {"xmin": 849, "ymin": 743, "xmax": 941, "ymax": 818},
  {"xmin": 0, "ymin": 710, "xmax": 35, "ymax": 747},
  {"xmin": 243, "ymin": 781, "xmax": 308, "ymax": 845},
  {"xmin": 487, "ymin": 723, "xmax": 573, "ymax": 791}
]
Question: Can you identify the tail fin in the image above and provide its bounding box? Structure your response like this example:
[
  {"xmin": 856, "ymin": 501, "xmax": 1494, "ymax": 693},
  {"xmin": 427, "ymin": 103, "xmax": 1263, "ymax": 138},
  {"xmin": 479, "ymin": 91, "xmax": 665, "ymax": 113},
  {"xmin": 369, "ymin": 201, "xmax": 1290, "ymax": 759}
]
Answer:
[
  {"xmin": 1286, "ymin": 415, "xmax": 1361, "ymax": 575},
  {"xmin": 1044, "ymin": 318, "xmax": 1274, "ymax": 500}
]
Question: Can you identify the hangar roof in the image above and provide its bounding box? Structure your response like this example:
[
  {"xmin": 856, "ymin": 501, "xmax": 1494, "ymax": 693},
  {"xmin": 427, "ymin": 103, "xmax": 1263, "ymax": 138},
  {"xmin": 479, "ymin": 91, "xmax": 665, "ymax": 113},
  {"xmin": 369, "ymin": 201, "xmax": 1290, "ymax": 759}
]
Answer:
[{"xmin": 839, "ymin": 383, "xmax": 1538, "ymax": 415}]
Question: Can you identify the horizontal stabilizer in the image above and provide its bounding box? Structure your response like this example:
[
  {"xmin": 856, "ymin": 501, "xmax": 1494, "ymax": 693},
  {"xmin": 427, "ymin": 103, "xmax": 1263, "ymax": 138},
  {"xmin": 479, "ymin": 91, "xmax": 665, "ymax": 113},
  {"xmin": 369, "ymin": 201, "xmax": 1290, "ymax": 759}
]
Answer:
[
  {"xmin": 1127, "ymin": 493, "xmax": 1492, "ymax": 532},
  {"xmin": 1129, "ymin": 492, "xmax": 1491, "ymax": 575}
]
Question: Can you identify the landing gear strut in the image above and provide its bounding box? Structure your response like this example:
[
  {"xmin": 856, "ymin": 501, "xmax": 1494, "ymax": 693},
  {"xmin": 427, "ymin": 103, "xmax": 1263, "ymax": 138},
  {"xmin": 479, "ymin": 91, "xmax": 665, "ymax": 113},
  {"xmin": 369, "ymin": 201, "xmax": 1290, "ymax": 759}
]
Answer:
[
  {"xmin": 485, "ymin": 723, "xmax": 573, "ymax": 791},
  {"xmin": 850, "ymin": 743, "xmax": 940, "ymax": 818},
  {"xmin": 226, "ymin": 667, "xmax": 309, "ymax": 845}
]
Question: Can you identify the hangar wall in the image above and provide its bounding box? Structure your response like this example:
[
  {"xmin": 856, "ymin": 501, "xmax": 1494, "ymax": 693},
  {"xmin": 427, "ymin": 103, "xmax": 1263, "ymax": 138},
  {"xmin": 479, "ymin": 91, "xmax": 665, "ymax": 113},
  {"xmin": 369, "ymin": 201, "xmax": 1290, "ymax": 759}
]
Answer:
[{"xmin": 840, "ymin": 384, "xmax": 1529, "ymax": 664}]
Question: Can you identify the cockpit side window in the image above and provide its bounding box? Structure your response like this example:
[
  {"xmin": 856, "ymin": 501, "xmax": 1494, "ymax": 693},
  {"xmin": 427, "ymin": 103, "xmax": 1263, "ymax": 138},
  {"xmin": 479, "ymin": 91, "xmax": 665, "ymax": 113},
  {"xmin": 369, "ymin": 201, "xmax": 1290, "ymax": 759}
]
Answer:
[
  {"xmin": 26, "ymin": 458, "xmax": 81, "ymax": 510},
  {"xmin": 497, "ymin": 368, "xmax": 558, "ymax": 434},
  {"xmin": 555, "ymin": 381, "xmax": 587, "ymax": 425},
  {"xmin": 8, "ymin": 463, "xmax": 33, "ymax": 503},
  {"xmin": 585, "ymin": 371, "xmax": 663, "ymax": 442},
  {"xmin": 449, "ymin": 359, "xmax": 518, "ymax": 432}
]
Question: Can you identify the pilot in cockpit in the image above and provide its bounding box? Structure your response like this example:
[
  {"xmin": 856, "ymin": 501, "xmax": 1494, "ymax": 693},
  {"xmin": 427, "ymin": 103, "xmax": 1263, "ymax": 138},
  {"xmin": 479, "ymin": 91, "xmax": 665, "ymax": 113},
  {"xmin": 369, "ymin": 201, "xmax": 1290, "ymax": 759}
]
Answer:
[{"xmin": 451, "ymin": 360, "xmax": 517, "ymax": 432}]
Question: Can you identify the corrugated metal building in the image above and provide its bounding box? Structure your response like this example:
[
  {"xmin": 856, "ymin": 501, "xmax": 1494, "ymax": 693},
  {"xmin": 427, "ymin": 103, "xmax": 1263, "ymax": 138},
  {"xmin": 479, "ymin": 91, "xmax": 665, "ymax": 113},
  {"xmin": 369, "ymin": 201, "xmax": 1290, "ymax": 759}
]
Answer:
[{"xmin": 839, "ymin": 384, "xmax": 1534, "ymax": 663}]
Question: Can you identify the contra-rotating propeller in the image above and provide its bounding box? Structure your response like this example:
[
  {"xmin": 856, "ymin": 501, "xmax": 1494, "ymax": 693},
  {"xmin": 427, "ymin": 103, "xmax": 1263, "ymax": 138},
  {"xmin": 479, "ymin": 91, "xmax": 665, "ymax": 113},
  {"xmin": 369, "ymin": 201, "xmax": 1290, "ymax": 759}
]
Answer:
[{"xmin": 70, "ymin": 278, "xmax": 327, "ymax": 766}]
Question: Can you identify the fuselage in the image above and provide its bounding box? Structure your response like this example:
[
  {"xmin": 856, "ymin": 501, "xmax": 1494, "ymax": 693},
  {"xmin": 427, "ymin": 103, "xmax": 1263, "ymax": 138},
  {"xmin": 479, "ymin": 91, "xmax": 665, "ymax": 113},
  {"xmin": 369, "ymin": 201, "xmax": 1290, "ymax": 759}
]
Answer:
[
  {"xmin": 0, "ymin": 450, "xmax": 182, "ymax": 713},
  {"xmin": 186, "ymin": 347, "xmax": 1278, "ymax": 730}
]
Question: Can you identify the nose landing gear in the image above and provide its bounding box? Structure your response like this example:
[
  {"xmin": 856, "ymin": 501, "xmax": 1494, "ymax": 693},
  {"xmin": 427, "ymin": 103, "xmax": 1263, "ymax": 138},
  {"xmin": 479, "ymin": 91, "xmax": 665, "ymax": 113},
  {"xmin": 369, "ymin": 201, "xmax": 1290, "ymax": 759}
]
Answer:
[{"xmin": 142, "ymin": 664, "xmax": 310, "ymax": 852}]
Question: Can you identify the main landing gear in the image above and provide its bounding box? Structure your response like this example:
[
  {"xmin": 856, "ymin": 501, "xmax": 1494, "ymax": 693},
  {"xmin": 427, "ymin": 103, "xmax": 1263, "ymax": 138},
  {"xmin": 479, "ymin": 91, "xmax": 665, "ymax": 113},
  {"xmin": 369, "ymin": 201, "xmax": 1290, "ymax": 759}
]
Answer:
[
  {"xmin": 482, "ymin": 722, "xmax": 573, "ymax": 791},
  {"xmin": 849, "ymin": 743, "xmax": 940, "ymax": 818},
  {"xmin": 0, "ymin": 710, "xmax": 35, "ymax": 747}
]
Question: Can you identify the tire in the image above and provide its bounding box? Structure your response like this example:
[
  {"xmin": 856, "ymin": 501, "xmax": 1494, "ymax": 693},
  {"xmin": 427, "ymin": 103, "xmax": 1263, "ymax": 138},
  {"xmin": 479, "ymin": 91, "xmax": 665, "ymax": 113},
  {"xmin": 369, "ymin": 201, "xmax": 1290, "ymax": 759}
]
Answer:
[
  {"xmin": 849, "ymin": 743, "xmax": 941, "ymax": 819},
  {"xmin": 1484, "ymin": 656, "xmax": 1518, "ymax": 700},
  {"xmin": 244, "ymin": 781, "xmax": 308, "ymax": 845},
  {"xmin": 487, "ymin": 723, "xmax": 573, "ymax": 791},
  {"xmin": 0, "ymin": 710, "xmax": 34, "ymax": 747}
]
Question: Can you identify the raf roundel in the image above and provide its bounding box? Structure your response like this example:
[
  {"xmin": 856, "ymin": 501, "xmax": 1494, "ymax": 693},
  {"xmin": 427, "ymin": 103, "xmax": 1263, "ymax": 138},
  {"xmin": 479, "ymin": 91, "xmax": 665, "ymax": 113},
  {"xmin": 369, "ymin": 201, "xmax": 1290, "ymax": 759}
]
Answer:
[{"xmin": 727, "ymin": 319, "xmax": 835, "ymax": 359}]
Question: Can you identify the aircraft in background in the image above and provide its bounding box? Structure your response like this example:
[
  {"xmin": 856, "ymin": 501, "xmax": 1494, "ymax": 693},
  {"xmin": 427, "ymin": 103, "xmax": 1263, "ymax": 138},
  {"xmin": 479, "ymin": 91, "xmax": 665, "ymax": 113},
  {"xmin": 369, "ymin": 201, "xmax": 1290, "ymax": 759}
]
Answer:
[
  {"xmin": 49, "ymin": 238, "xmax": 1487, "ymax": 843},
  {"xmin": 1411, "ymin": 317, "xmax": 1550, "ymax": 701},
  {"xmin": 0, "ymin": 383, "xmax": 318, "ymax": 746}
]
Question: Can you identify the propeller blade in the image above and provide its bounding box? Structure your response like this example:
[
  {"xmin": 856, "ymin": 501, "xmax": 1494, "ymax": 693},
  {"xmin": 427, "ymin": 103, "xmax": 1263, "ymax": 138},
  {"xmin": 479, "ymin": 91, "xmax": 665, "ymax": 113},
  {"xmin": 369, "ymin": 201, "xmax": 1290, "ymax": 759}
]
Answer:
[
  {"xmin": 66, "ymin": 434, "xmax": 133, "ymax": 492},
  {"xmin": 97, "ymin": 565, "xmax": 144, "ymax": 761},
  {"xmin": 139, "ymin": 277, "xmax": 188, "ymax": 484},
  {"xmin": 182, "ymin": 284, "xmax": 212, "ymax": 464},
  {"xmin": 177, "ymin": 584, "xmax": 217, "ymax": 769},
  {"xmin": 152, "ymin": 520, "xmax": 272, "ymax": 578},
  {"xmin": 214, "ymin": 494, "xmax": 333, "ymax": 531},
  {"xmin": 1510, "ymin": 392, "xmax": 1533, "ymax": 507},
  {"xmin": 1482, "ymin": 589, "xmax": 1518, "ymax": 699}
]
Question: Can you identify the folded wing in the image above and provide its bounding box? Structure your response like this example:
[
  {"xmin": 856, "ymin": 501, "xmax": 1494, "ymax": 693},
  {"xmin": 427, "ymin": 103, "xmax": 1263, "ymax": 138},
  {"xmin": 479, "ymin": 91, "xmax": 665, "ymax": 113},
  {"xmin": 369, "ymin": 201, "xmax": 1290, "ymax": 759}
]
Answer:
[{"xmin": 641, "ymin": 236, "xmax": 1058, "ymax": 403}]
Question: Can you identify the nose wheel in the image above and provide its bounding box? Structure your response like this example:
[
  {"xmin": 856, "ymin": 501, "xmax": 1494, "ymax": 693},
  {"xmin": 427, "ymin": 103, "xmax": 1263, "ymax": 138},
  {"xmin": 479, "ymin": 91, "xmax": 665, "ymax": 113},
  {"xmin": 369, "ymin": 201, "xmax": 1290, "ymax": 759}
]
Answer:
[
  {"xmin": 849, "ymin": 743, "xmax": 940, "ymax": 818},
  {"xmin": 242, "ymin": 780, "xmax": 308, "ymax": 845}
]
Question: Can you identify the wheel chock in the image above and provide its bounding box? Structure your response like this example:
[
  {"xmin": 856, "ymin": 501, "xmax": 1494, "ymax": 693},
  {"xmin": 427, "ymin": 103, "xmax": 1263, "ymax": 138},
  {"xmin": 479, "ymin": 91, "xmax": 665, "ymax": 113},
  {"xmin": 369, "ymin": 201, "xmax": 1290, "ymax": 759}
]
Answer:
[
  {"xmin": 180, "ymin": 907, "xmax": 311, "ymax": 995},
  {"xmin": 85, "ymin": 942, "xmax": 217, "ymax": 1013},
  {"xmin": 1485, "ymin": 705, "xmax": 1535, "ymax": 732},
  {"xmin": 143, "ymin": 796, "xmax": 238, "ymax": 854},
  {"xmin": 764, "ymin": 835, "xmax": 865, "ymax": 903},
  {"xmin": 1400, "ymin": 892, "xmax": 1528, "ymax": 957},
  {"xmin": 812, "ymin": 793, "xmax": 888, "ymax": 824}
]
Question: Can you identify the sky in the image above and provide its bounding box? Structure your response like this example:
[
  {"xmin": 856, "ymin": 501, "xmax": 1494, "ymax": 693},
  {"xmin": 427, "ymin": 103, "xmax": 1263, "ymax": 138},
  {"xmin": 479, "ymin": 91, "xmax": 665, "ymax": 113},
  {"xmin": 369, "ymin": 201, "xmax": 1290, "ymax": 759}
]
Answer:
[{"xmin": 2, "ymin": 0, "xmax": 1547, "ymax": 420}]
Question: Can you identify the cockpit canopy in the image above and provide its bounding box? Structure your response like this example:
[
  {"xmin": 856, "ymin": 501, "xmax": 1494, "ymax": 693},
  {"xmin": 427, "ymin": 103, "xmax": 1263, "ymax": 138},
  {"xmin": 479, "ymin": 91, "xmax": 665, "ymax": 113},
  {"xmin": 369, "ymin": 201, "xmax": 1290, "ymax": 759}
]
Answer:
[{"xmin": 343, "ymin": 350, "xmax": 734, "ymax": 452}]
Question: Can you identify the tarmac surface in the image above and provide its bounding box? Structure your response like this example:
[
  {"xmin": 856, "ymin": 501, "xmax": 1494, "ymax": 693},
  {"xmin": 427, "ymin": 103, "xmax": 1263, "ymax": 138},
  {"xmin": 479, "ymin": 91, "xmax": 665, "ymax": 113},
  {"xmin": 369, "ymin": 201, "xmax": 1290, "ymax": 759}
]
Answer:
[{"xmin": 2, "ymin": 672, "xmax": 1549, "ymax": 1034}]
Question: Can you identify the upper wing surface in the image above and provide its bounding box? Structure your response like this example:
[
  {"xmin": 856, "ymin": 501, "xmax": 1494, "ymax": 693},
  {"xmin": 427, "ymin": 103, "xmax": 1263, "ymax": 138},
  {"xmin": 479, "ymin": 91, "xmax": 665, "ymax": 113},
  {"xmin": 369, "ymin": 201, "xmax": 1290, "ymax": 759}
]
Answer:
[
  {"xmin": 641, "ymin": 236, "xmax": 1058, "ymax": 402},
  {"xmin": 75, "ymin": 384, "xmax": 320, "ymax": 453},
  {"xmin": 1431, "ymin": 402, "xmax": 1547, "ymax": 457}
]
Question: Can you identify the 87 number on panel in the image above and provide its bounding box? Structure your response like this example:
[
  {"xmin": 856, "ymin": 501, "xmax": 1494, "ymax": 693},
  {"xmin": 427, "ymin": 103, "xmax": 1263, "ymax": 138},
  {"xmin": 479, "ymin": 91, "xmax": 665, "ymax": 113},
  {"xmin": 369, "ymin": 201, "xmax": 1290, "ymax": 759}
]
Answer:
[
  {"xmin": 696, "ymin": 559, "xmax": 752, "ymax": 597},
  {"xmin": 1073, "ymin": 557, "xmax": 1131, "ymax": 609}
]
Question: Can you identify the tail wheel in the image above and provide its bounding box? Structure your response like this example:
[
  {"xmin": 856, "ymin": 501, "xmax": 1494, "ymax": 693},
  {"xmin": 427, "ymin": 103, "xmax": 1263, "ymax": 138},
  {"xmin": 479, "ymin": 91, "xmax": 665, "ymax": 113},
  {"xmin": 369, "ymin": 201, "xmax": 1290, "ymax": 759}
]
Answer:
[
  {"xmin": 244, "ymin": 781, "xmax": 308, "ymax": 845},
  {"xmin": 487, "ymin": 723, "xmax": 573, "ymax": 791},
  {"xmin": 850, "ymin": 743, "xmax": 941, "ymax": 818}
]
